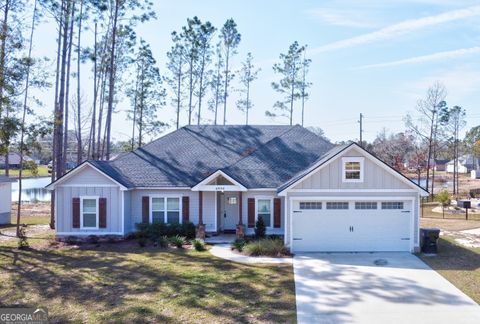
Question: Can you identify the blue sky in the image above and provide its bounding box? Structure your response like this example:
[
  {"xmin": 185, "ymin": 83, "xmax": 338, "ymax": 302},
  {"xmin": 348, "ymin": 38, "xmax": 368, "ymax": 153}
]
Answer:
[{"xmin": 31, "ymin": 0, "xmax": 480, "ymax": 143}]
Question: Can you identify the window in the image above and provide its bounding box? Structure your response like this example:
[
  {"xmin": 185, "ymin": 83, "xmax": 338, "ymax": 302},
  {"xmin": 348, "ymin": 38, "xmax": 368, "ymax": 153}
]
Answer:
[
  {"xmin": 299, "ymin": 202, "xmax": 322, "ymax": 210},
  {"xmin": 342, "ymin": 157, "xmax": 364, "ymax": 182},
  {"xmin": 355, "ymin": 202, "xmax": 377, "ymax": 210},
  {"xmin": 227, "ymin": 197, "xmax": 237, "ymax": 205},
  {"xmin": 151, "ymin": 197, "xmax": 181, "ymax": 224},
  {"xmin": 81, "ymin": 197, "xmax": 98, "ymax": 229},
  {"xmin": 381, "ymin": 202, "xmax": 404, "ymax": 210},
  {"xmin": 326, "ymin": 202, "xmax": 349, "ymax": 210},
  {"xmin": 257, "ymin": 199, "xmax": 272, "ymax": 227}
]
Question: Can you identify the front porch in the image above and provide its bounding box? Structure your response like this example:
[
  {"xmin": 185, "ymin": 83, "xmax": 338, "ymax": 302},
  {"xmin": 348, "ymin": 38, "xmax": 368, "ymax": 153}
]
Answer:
[{"xmin": 193, "ymin": 171, "xmax": 247, "ymax": 239}]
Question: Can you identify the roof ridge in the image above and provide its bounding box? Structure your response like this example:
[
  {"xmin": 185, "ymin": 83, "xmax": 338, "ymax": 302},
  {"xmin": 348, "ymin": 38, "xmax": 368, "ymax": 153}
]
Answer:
[{"xmin": 221, "ymin": 125, "xmax": 300, "ymax": 171}]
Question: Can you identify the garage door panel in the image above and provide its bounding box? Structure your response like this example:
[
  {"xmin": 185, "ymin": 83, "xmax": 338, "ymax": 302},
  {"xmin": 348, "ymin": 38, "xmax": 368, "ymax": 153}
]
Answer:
[{"xmin": 291, "ymin": 200, "xmax": 412, "ymax": 252}]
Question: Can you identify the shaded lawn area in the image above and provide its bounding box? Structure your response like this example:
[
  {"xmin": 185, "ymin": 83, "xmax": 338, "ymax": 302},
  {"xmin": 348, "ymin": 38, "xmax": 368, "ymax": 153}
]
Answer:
[
  {"xmin": 420, "ymin": 217, "xmax": 480, "ymax": 231},
  {"xmin": 418, "ymin": 237, "xmax": 480, "ymax": 304},
  {"xmin": 0, "ymin": 242, "xmax": 296, "ymax": 323}
]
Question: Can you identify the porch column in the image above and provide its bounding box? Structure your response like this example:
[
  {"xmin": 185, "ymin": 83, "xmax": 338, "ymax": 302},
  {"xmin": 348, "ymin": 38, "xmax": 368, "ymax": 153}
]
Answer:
[
  {"xmin": 196, "ymin": 191, "xmax": 205, "ymax": 239},
  {"xmin": 236, "ymin": 191, "xmax": 245, "ymax": 239}
]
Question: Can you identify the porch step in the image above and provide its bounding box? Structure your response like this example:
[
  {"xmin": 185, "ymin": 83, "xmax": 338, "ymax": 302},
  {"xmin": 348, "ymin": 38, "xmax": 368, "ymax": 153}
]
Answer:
[
  {"xmin": 223, "ymin": 229, "xmax": 236, "ymax": 234},
  {"xmin": 205, "ymin": 234, "xmax": 236, "ymax": 245}
]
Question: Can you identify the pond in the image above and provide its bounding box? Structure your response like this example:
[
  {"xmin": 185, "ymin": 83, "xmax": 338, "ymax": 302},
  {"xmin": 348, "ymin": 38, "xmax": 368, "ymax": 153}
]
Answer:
[
  {"xmin": 11, "ymin": 177, "xmax": 51, "ymax": 202},
  {"xmin": 410, "ymin": 178, "xmax": 452, "ymax": 189}
]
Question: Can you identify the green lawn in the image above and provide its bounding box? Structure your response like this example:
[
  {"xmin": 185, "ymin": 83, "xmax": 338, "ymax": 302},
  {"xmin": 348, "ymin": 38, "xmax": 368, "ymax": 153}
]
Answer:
[
  {"xmin": 418, "ymin": 237, "xmax": 480, "ymax": 304},
  {"xmin": 0, "ymin": 243, "xmax": 296, "ymax": 323},
  {"xmin": 0, "ymin": 165, "xmax": 49, "ymax": 178}
]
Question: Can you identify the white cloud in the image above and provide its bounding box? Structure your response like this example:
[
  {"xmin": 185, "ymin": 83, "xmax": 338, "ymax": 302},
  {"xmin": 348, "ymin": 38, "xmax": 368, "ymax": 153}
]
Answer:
[
  {"xmin": 355, "ymin": 46, "xmax": 480, "ymax": 69},
  {"xmin": 306, "ymin": 8, "xmax": 375, "ymax": 28},
  {"xmin": 309, "ymin": 5, "xmax": 480, "ymax": 54},
  {"xmin": 403, "ymin": 66, "xmax": 480, "ymax": 102}
]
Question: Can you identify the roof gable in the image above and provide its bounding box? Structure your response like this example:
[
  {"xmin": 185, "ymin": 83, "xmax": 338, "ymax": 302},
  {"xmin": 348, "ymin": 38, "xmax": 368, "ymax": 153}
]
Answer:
[{"xmin": 278, "ymin": 142, "xmax": 428, "ymax": 195}]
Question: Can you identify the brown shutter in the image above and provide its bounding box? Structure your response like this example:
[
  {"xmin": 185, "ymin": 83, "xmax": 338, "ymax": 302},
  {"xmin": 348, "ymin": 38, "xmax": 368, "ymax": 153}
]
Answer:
[
  {"xmin": 99, "ymin": 198, "xmax": 107, "ymax": 228},
  {"xmin": 274, "ymin": 198, "xmax": 281, "ymax": 228},
  {"xmin": 142, "ymin": 196, "xmax": 149, "ymax": 224},
  {"xmin": 182, "ymin": 196, "xmax": 190, "ymax": 223},
  {"xmin": 248, "ymin": 198, "xmax": 255, "ymax": 228},
  {"xmin": 72, "ymin": 197, "xmax": 80, "ymax": 228}
]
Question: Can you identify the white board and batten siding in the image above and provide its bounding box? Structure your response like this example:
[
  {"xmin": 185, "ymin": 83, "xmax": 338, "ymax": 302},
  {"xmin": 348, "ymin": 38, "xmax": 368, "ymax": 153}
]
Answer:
[
  {"xmin": 0, "ymin": 183, "xmax": 12, "ymax": 224},
  {"xmin": 54, "ymin": 164, "xmax": 124, "ymax": 235},
  {"xmin": 283, "ymin": 146, "xmax": 422, "ymax": 252}
]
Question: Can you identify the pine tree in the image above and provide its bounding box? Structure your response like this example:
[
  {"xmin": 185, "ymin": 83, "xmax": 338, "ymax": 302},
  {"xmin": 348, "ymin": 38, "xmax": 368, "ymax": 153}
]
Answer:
[
  {"xmin": 219, "ymin": 18, "xmax": 241, "ymax": 125},
  {"xmin": 127, "ymin": 39, "xmax": 166, "ymax": 148},
  {"xmin": 236, "ymin": 52, "xmax": 260, "ymax": 125},
  {"xmin": 268, "ymin": 41, "xmax": 306, "ymax": 125}
]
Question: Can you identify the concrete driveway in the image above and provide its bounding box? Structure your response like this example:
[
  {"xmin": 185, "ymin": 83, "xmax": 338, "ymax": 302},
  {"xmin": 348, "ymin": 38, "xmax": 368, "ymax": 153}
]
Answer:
[{"xmin": 294, "ymin": 253, "xmax": 480, "ymax": 324}]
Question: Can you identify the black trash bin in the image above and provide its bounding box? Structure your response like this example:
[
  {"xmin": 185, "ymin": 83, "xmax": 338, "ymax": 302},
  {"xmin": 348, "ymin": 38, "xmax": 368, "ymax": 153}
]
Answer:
[{"xmin": 420, "ymin": 228, "xmax": 440, "ymax": 253}]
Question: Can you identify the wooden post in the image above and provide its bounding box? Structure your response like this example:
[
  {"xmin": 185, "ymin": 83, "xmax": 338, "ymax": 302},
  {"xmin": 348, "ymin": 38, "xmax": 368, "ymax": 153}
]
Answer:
[
  {"xmin": 198, "ymin": 191, "xmax": 203, "ymax": 225},
  {"xmin": 238, "ymin": 191, "xmax": 243, "ymax": 225}
]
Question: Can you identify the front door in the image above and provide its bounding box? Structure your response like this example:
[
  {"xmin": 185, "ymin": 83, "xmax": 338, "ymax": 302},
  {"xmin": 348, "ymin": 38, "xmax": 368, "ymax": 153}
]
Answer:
[{"xmin": 221, "ymin": 192, "xmax": 239, "ymax": 231}]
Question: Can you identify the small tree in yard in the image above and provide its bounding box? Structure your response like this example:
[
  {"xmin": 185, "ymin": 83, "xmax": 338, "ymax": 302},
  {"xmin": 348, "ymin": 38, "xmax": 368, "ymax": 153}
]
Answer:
[
  {"xmin": 437, "ymin": 190, "xmax": 450, "ymax": 219},
  {"xmin": 255, "ymin": 217, "xmax": 266, "ymax": 238}
]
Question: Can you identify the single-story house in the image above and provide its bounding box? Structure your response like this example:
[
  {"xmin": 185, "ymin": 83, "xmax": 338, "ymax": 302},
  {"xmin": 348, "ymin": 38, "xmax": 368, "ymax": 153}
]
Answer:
[
  {"xmin": 0, "ymin": 175, "xmax": 15, "ymax": 224},
  {"xmin": 433, "ymin": 159, "xmax": 449, "ymax": 172},
  {"xmin": 446, "ymin": 155, "xmax": 475, "ymax": 174},
  {"xmin": 47, "ymin": 125, "xmax": 428, "ymax": 253},
  {"xmin": 0, "ymin": 152, "xmax": 33, "ymax": 169}
]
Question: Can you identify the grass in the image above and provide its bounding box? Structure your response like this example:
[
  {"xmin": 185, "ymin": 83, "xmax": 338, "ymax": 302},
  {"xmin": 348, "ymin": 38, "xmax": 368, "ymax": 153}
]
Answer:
[
  {"xmin": 0, "ymin": 165, "xmax": 49, "ymax": 178},
  {"xmin": 418, "ymin": 236, "xmax": 480, "ymax": 304},
  {"xmin": 421, "ymin": 202, "xmax": 480, "ymax": 222},
  {"xmin": 0, "ymin": 242, "xmax": 296, "ymax": 323}
]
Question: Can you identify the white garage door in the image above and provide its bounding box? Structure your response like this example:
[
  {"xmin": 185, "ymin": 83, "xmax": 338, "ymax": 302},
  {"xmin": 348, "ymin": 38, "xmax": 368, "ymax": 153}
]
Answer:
[{"xmin": 291, "ymin": 200, "xmax": 412, "ymax": 252}]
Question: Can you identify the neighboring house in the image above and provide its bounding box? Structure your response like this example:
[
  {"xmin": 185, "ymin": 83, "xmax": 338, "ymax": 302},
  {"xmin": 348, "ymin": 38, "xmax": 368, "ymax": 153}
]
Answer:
[
  {"xmin": 0, "ymin": 175, "xmax": 15, "ymax": 224},
  {"xmin": 0, "ymin": 152, "xmax": 33, "ymax": 169},
  {"xmin": 47, "ymin": 125, "xmax": 428, "ymax": 252},
  {"xmin": 433, "ymin": 159, "xmax": 449, "ymax": 172},
  {"xmin": 446, "ymin": 155, "xmax": 475, "ymax": 174}
]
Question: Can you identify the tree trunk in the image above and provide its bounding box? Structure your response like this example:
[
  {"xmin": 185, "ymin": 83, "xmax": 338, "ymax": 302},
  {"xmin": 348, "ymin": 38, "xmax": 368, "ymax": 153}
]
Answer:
[
  {"xmin": 131, "ymin": 73, "xmax": 139, "ymax": 150},
  {"xmin": 175, "ymin": 62, "xmax": 182, "ymax": 129},
  {"xmin": 55, "ymin": 0, "xmax": 71, "ymax": 178},
  {"xmin": 138, "ymin": 64, "xmax": 144, "ymax": 148},
  {"xmin": 223, "ymin": 46, "xmax": 230, "ymax": 125},
  {"xmin": 50, "ymin": 0, "xmax": 65, "ymax": 229},
  {"xmin": 245, "ymin": 79, "xmax": 250, "ymax": 125},
  {"xmin": 0, "ymin": 1, "xmax": 10, "ymax": 176},
  {"xmin": 63, "ymin": 3, "xmax": 75, "ymax": 169},
  {"xmin": 105, "ymin": 0, "xmax": 119, "ymax": 160},
  {"xmin": 187, "ymin": 56, "xmax": 194, "ymax": 125},
  {"xmin": 197, "ymin": 53, "xmax": 206, "ymax": 125},
  {"xmin": 16, "ymin": 0, "xmax": 38, "ymax": 237},
  {"xmin": 88, "ymin": 23, "xmax": 98, "ymax": 160},
  {"xmin": 76, "ymin": 0, "xmax": 83, "ymax": 164},
  {"xmin": 289, "ymin": 69, "xmax": 295, "ymax": 126}
]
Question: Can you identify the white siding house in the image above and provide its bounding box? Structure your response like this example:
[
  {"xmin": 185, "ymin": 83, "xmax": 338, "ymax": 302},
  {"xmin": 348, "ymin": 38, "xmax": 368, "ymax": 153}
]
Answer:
[
  {"xmin": 0, "ymin": 175, "xmax": 15, "ymax": 224},
  {"xmin": 47, "ymin": 126, "xmax": 428, "ymax": 253}
]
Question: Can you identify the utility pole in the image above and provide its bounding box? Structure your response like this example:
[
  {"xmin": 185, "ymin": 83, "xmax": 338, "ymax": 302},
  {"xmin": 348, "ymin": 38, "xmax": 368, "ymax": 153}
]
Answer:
[{"xmin": 359, "ymin": 113, "xmax": 363, "ymax": 145}]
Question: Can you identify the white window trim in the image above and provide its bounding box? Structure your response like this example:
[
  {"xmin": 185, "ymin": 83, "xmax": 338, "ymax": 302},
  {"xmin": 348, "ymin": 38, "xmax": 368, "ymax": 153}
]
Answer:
[
  {"xmin": 149, "ymin": 195, "xmax": 183, "ymax": 224},
  {"xmin": 342, "ymin": 157, "xmax": 364, "ymax": 183},
  {"xmin": 255, "ymin": 196, "xmax": 274, "ymax": 229},
  {"xmin": 80, "ymin": 196, "xmax": 99, "ymax": 230}
]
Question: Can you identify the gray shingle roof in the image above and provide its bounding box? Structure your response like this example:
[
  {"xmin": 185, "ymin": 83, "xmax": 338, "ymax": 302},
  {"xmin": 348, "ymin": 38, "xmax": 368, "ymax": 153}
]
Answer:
[{"xmin": 85, "ymin": 125, "xmax": 335, "ymax": 189}]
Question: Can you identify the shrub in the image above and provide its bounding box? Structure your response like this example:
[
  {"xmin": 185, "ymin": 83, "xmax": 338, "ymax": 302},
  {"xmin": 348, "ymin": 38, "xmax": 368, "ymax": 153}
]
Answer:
[
  {"xmin": 138, "ymin": 237, "xmax": 147, "ymax": 247},
  {"xmin": 65, "ymin": 236, "xmax": 79, "ymax": 245},
  {"xmin": 135, "ymin": 222, "xmax": 196, "ymax": 240},
  {"xmin": 231, "ymin": 238, "xmax": 246, "ymax": 252},
  {"xmin": 87, "ymin": 235, "xmax": 99, "ymax": 244},
  {"xmin": 243, "ymin": 238, "xmax": 288, "ymax": 257},
  {"xmin": 169, "ymin": 235, "xmax": 186, "ymax": 248},
  {"xmin": 191, "ymin": 238, "xmax": 206, "ymax": 251},
  {"xmin": 157, "ymin": 235, "xmax": 169, "ymax": 248},
  {"xmin": 254, "ymin": 217, "xmax": 266, "ymax": 238},
  {"xmin": 17, "ymin": 226, "xmax": 29, "ymax": 249}
]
